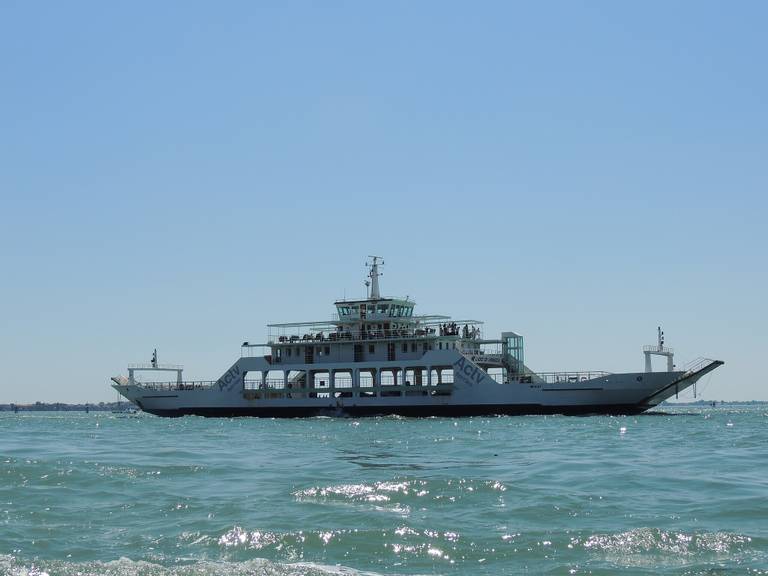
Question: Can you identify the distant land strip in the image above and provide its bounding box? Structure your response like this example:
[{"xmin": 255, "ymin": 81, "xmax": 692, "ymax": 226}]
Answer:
[{"xmin": 1, "ymin": 402, "xmax": 124, "ymax": 412}]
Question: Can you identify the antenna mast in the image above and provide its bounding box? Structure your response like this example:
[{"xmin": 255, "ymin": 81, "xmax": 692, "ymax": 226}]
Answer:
[{"xmin": 366, "ymin": 256, "xmax": 384, "ymax": 300}]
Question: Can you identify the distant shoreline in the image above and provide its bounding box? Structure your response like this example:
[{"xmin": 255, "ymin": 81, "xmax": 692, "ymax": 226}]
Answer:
[
  {"xmin": 1, "ymin": 400, "xmax": 766, "ymax": 412},
  {"xmin": 1, "ymin": 402, "xmax": 124, "ymax": 412}
]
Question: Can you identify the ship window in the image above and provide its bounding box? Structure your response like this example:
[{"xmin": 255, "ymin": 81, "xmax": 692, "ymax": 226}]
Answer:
[
  {"xmin": 411, "ymin": 343, "xmax": 417, "ymax": 352},
  {"xmin": 286, "ymin": 348, "xmax": 291, "ymax": 357},
  {"xmin": 369, "ymin": 344, "xmax": 375, "ymax": 354},
  {"xmin": 377, "ymin": 304, "xmax": 388, "ymax": 314},
  {"xmin": 296, "ymin": 347, "xmax": 300, "ymax": 356},
  {"xmin": 324, "ymin": 346, "xmax": 330, "ymax": 356},
  {"xmin": 439, "ymin": 342, "xmax": 443, "ymax": 350},
  {"xmin": 401, "ymin": 343, "xmax": 408, "ymax": 353}
]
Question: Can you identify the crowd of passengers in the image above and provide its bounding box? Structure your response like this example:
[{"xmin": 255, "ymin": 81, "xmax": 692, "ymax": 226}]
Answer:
[
  {"xmin": 276, "ymin": 323, "xmax": 480, "ymax": 343},
  {"xmin": 441, "ymin": 323, "xmax": 480, "ymax": 339}
]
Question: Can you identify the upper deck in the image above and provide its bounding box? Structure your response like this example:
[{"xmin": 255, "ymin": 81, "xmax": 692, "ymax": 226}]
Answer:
[{"xmin": 263, "ymin": 257, "xmax": 486, "ymax": 346}]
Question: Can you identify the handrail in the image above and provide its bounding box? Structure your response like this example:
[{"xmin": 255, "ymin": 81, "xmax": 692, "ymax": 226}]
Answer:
[
  {"xmin": 463, "ymin": 352, "xmax": 504, "ymax": 365},
  {"xmin": 269, "ymin": 326, "xmax": 483, "ymax": 345},
  {"xmin": 684, "ymin": 357, "xmax": 716, "ymax": 374},
  {"xmin": 243, "ymin": 383, "xmax": 455, "ymax": 397},
  {"xmin": 535, "ymin": 371, "xmax": 612, "ymax": 384},
  {"xmin": 131, "ymin": 381, "xmax": 216, "ymax": 390},
  {"xmin": 643, "ymin": 345, "xmax": 674, "ymax": 354},
  {"xmin": 128, "ymin": 363, "xmax": 184, "ymax": 370}
]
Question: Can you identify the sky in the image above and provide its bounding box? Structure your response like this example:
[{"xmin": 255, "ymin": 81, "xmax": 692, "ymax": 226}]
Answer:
[{"xmin": 1, "ymin": 1, "xmax": 766, "ymax": 403}]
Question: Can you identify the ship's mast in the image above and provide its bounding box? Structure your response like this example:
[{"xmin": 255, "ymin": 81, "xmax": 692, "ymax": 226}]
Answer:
[{"xmin": 366, "ymin": 256, "xmax": 384, "ymax": 300}]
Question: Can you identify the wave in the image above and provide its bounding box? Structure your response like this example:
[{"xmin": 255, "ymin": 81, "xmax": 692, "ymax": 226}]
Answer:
[{"xmin": 0, "ymin": 555, "xmax": 388, "ymax": 576}]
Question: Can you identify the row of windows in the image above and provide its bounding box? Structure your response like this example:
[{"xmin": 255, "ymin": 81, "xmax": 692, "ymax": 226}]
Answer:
[
  {"xmin": 337, "ymin": 304, "xmax": 414, "ymax": 318},
  {"xmin": 281, "ymin": 341, "xmax": 457, "ymax": 357},
  {"xmin": 285, "ymin": 346, "xmax": 331, "ymax": 357}
]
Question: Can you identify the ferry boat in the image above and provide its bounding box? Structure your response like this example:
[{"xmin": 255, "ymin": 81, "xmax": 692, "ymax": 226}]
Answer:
[{"xmin": 111, "ymin": 258, "xmax": 722, "ymax": 417}]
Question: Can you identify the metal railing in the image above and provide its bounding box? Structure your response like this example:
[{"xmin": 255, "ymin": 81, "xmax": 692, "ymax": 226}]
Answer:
[
  {"xmin": 128, "ymin": 363, "xmax": 184, "ymax": 370},
  {"xmin": 269, "ymin": 326, "xmax": 483, "ymax": 345},
  {"xmin": 244, "ymin": 378, "xmax": 286, "ymax": 390},
  {"xmin": 684, "ymin": 357, "xmax": 716, "ymax": 374},
  {"xmin": 535, "ymin": 371, "xmax": 611, "ymax": 385},
  {"xmin": 242, "ymin": 382, "xmax": 455, "ymax": 400},
  {"xmin": 131, "ymin": 380, "xmax": 216, "ymax": 390},
  {"xmin": 463, "ymin": 352, "xmax": 504, "ymax": 365},
  {"xmin": 643, "ymin": 345, "xmax": 674, "ymax": 354}
]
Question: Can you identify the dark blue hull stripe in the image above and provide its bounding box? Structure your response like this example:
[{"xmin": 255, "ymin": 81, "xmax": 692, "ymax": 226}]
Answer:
[{"xmin": 140, "ymin": 403, "xmax": 652, "ymax": 418}]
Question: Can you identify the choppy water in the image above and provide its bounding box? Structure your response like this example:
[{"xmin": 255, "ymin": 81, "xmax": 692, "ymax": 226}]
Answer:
[{"xmin": 1, "ymin": 406, "xmax": 767, "ymax": 575}]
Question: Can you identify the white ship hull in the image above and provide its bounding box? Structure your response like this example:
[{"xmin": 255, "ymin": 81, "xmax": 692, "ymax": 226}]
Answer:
[{"xmin": 113, "ymin": 351, "xmax": 722, "ymax": 418}]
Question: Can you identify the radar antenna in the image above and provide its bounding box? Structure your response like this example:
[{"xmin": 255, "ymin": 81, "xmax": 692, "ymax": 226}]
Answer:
[{"xmin": 365, "ymin": 256, "xmax": 384, "ymax": 300}]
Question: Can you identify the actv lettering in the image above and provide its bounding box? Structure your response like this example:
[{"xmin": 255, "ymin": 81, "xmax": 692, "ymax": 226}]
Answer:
[
  {"xmin": 452, "ymin": 357, "xmax": 487, "ymax": 385},
  {"xmin": 217, "ymin": 365, "xmax": 242, "ymax": 391}
]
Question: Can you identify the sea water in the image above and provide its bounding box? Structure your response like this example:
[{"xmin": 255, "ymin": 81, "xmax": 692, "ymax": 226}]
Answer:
[{"xmin": 1, "ymin": 406, "xmax": 766, "ymax": 575}]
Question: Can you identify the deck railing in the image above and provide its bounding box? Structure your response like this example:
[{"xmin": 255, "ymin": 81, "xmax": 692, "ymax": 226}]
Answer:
[
  {"xmin": 269, "ymin": 325, "xmax": 483, "ymax": 345},
  {"xmin": 242, "ymin": 383, "xmax": 455, "ymax": 400},
  {"xmin": 534, "ymin": 371, "xmax": 611, "ymax": 385},
  {"xmin": 683, "ymin": 357, "xmax": 717, "ymax": 374},
  {"xmin": 131, "ymin": 381, "xmax": 216, "ymax": 390},
  {"xmin": 643, "ymin": 345, "xmax": 674, "ymax": 354}
]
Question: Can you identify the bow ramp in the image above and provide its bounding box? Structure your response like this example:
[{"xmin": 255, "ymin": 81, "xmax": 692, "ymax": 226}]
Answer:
[{"xmin": 641, "ymin": 357, "xmax": 724, "ymax": 407}]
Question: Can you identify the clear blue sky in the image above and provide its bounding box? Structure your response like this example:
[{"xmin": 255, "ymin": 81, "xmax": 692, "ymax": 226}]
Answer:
[{"xmin": 1, "ymin": 1, "xmax": 765, "ymax": 403}]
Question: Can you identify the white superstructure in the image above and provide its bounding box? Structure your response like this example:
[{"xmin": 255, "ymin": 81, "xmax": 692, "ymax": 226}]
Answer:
[{"xmin": 112, "ymin": 259, "xmax": 722, "ymax": 417}]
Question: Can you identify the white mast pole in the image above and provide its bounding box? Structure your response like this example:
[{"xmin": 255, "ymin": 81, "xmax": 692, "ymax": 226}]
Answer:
[{"xmin": 368, "ymin": 256, "xmax": 383, "ymax": 300}]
